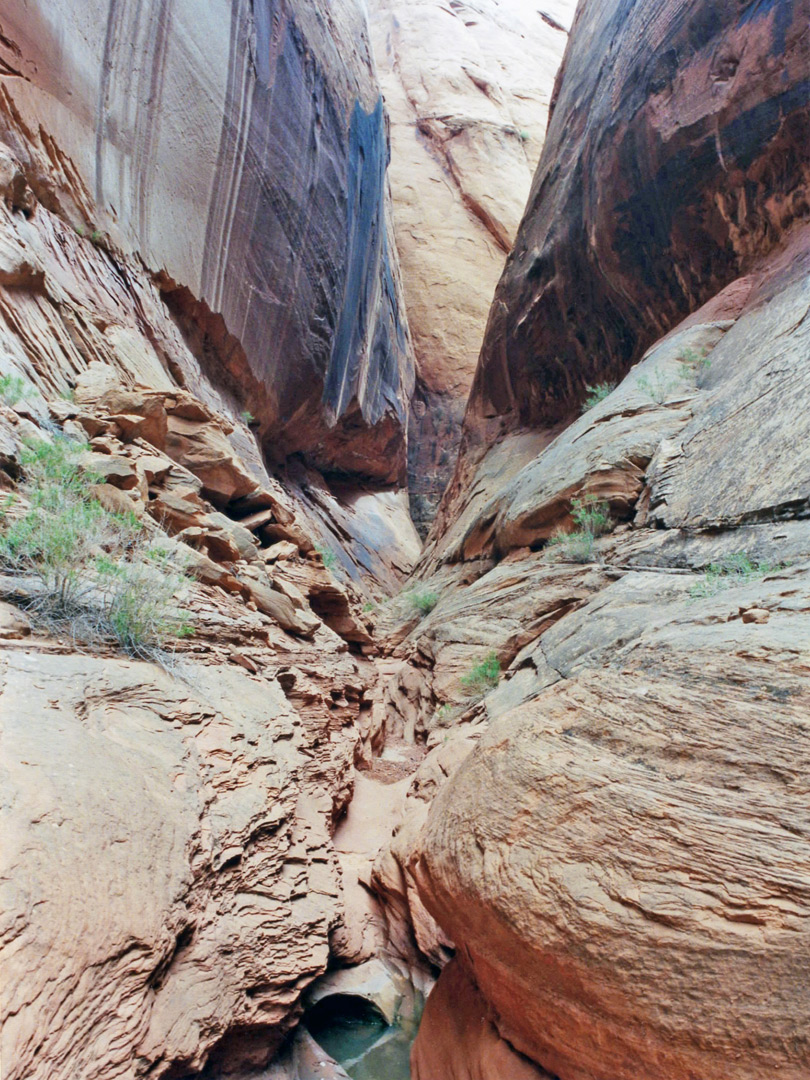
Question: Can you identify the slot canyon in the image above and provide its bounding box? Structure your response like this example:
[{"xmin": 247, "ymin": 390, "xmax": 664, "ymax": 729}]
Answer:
[{"xmin": 1, "ymin": 2, "xmax": 809, "ymax": 1078}]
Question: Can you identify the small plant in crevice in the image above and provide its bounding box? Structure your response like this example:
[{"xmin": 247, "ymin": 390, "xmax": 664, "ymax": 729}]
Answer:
[
  {"xmin": 580, "ymin": 382, "xmax": 616, "ymax": 413},
  {"xmin": 460, "ymin": 650, "xmax": 501, "ymax": 698},
  {"xmin": 636, "ymin": 370, "xmax": 682, "ymax": 404},
  {"xmin": 0, "ymin": 373, "xmax": 38, "ymax": 407},
  {"xmin": 314, "ymin": 543, "xmax": 338, "ymax": 573},
  {"xmin": 678, "ymin": 346, "xmax": 712, "ymax": 386},
  {"xmin": 408, "ymin": 586, "xmax": 439, "ymax": 617},
  {"xmin": 688, "ymin": 553, "xmax": 785, "ymax": 600},
  {"xmin": 0, "ymin": 436, "xmax": 193, "ymax": 658},
  {"xmin": 547, "ymin": 494, "xmax": 612, "ymax": 564},
  {"xmin": 240, "ymin": 409, "xmax": 255, "ymax": 426}
]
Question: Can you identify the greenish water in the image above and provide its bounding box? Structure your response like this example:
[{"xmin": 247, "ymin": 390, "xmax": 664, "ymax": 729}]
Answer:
[{"xmin": 305, "ymin": 995, "xmax": 417, "ymax": 1079}]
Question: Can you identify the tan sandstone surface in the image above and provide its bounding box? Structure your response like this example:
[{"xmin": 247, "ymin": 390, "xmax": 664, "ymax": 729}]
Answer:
[{"xmin": 367, "ymin": 0, "xmax": 576, "ymax": 531}]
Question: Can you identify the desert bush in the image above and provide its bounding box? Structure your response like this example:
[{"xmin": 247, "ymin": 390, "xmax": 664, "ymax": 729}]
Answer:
[
  {"xmin": 547, "ymin": 494, "xmax": 612, "ymax": 563},
  {"xmin": 678, "ymin": 346, "xmax": 712, "ymax": 387},
  {"xmin": 636, "ymin": 370, "xmax": 681, "ymax": 404},
  {"xmin": 98, "ymin": 548, "xmax": 194, "ymax": 655},
  {"xmin": 0, "ymin": 436, "xmax": 192, "ymax": 656},
  {"xmin": 314, "ymin": 543, "xmax": 338, "ymax": 572},
  {"xmin": 408, "ymin": 586, "xmax": 439, "ymax": 616},
  {"xmin": 0, "ymin": 373, "xmax": 37, "ymax": 407},
  {"xmin": 689, "ymin": 553, "xmax": 783, "ymax": 599},
  {"xmin": 580, "ymin": 382, "xmax": 616, "ymax": 413},
  {"xmin": 460, "ymin": 651, "xmax": 501, "ymax": 697}
]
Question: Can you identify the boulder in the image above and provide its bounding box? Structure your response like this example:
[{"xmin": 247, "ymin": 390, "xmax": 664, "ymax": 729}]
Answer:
[
  {"xmin": 0, "ymin": 654, "xmax": 353, "ymax": 1079},
  {"xmin": 411, "ymin": 958, "xmax": 553, "ymax": 1080},
  {"xmin": 165, "ymin": 415, "xmax": 259, "ymax": 506}
]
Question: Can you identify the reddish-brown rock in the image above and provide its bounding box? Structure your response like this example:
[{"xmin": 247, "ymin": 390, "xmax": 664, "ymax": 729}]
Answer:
[
  {"xmin": 434, "ymin": 0, "xmax": 810, "ymax": 546},
  {"xmin": 411, "ymin": 958, "xmax": 553, "ymax": 1080}
]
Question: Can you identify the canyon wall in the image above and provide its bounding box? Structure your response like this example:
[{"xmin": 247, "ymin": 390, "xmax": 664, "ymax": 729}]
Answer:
[
  {"xmin": 367, "ymin": 0, "xmax": 576, "ymax": 533},
  {"xmin": 426, "ymin": 0, "xmax": 810, "ymax": 561},
  {"xmin": 0, "ymin": 0, "xmax": 414, "ymax": 488},
  {"xmin": 0, "ymin": 2, "xmax": 418, "ymax": 1077},
  {"xmin": 371, "ymin": 1, "xmax": 810, "ymax": 1078}
]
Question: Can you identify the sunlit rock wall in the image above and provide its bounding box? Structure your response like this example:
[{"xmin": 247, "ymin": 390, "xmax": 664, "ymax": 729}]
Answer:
[{"xmin": 367, "ymin": 0, "xmax": 576, "ymax": 532}]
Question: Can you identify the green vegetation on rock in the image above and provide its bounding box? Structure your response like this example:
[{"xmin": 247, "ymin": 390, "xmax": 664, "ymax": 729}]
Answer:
[
  {"xmin": 460, "ymin": 651, "xmax": 501, "ymax": 698},
  {"xmin": 0, "ymin": 436, "xmax": 192, "ymax": 657}
]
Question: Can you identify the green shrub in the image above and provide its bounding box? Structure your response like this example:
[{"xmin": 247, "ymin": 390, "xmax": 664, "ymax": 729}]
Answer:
[
  {"xmin": 408, "ymin": 586, "xmax": 439, "ymax": 616},
  {"xmin": 240, "ymin": 409, "xmax": 255, "ymax": 425},
  {"xmin": 678, "ymin": 346, "xmax": 712, "ymax": 386},
  {"xmin": 547, "ymin": 494, "xmax": 612, "ymax": 564},
  {"xmin": 571, "ymin": 495, "xmax": 611, "ymax": 536},
  {"xmin": 314, "ymin": 543, "xmax": 338, "ymax": 572},
  {"xmin": 0, "ymin": 374, "xmax": 37, "ymax": 407},
  {"xmin": 689, "ymin": 553, "xmax": 783, "ymax": 599},
  {"xmin": 98, "ymin": 549, "xmax": 193, "ymax": 654},
  {"xmin": 460, "ymin": 651, "xmax": 501, "ymax": 697},
  {"xmin": 636, "ymin": 370, "xmax": 681, "ymax": 404},
  {"xmin": 0, "ymin": 436, "xmax": 192, "ymax": 657},
  {"xmin": 580, "ymin": 382, "xmax": 616, "ymax": 413}
]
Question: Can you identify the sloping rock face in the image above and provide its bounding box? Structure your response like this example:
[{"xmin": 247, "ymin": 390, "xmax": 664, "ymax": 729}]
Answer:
[
  {"xmin": 429, "ymin": 0, "xmax": 810, "ymax": 549},
  {"xmin": 0, "ymin": 0, "xmax": 414, "ymax": 485},
  {"xmin": 367, "ymin": 0, "xmax": 575, "ymax": 532},
  {"xmin": 365, "ymin": 2, "xmax": 810, "ymax": 1078},
  {"xmin": 381, "ymin": 236, "xmax": 810, "ymax": 1080}
]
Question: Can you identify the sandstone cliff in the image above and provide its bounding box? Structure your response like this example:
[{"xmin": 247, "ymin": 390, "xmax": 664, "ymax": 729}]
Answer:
[
  {"xmin": 0, "ymin": 2, "xmax": 420, "ymax": 1077},
  {"xmin": 0, "ymin": 0, "xmax": 415, "ymax": 492},
  {"xmin": 367, "ymin": 0, "xmax": 576, "ymax": 533},
  {"xmin": 371, "ymin": 1, "xmax": 810, "ymax": 1078}
]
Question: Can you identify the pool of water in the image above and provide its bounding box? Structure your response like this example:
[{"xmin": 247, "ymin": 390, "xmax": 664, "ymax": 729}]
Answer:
[{"xmin": 304, "ymin": 994, "xmax": 419, "ymax": 1079}]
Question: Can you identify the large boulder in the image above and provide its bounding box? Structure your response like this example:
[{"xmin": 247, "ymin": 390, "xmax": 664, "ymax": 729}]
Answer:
[{"xmin": 411, "ymin": 558, "xmax": 810, "ymax": 1080}]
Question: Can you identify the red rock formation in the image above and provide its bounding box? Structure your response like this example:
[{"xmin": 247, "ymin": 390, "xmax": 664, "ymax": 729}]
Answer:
[
  {"xmin": 430, "ymin": 0, "xmax": 810, "ymax": 552},
  {"xmin": 411, "ymin": 957, "xmax": 553, "ymax": 1080}
]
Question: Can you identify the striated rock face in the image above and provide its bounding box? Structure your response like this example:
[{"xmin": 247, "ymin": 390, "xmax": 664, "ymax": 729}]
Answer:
[
  {"xmin": 431, "ymin": 0, "xmax": 810, "ymax": 546},
  {"xmin": 0, "ymin": 0, "xmax": 414, "ymax": 484},
  {"xmin": 379, "ymin": 238, "xmax": 810, "ymax": 1080},
  {"xmin": 367, "ymin": 2, "xmax": 810, "ymax": 1077},
  {"xmin": 0, "ymin": 619, "xmax": 376, "ymax": 1079},
  {"xmin": 367, "ymin": 0, "xmax": 575, "ymax": 532}
]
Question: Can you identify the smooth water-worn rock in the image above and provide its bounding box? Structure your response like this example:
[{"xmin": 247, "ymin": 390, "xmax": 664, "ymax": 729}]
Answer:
[
  {"xmin": 0, "ymin": 644, "xmax": 369, "ymax": 1079},
  {"xmin": 412, "ymin": 958, "xmax": 553, "ymax": 1080},
  {"xmin": 367, "ymin": 0, "xmax": 575, "ymax": 531},
  {"xmin": 390, "ymin": 233, "xmax": 810, "ymax": 1080},
  {"xmin": 0, "ymin": 0, "xmax": 414, "ymax": 484}
]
